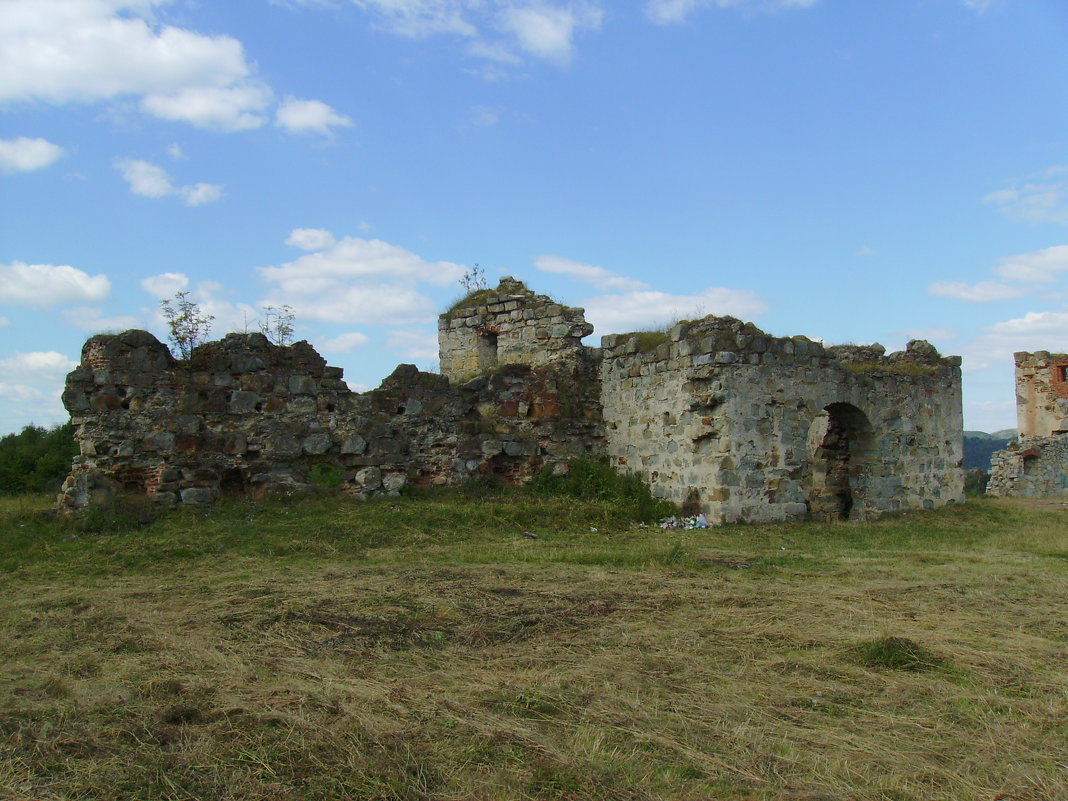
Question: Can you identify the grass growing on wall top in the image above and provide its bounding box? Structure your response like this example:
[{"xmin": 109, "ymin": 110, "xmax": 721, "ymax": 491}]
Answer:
[
  {"xmin": 617, "ymin": 328, "xmax": 672, "ymax": 352},
  {"xmin": 1, "ymin": 493, "xmax": 1066, "ymax": 801},
  {"xmin": 840, "ymin": 361, "xmax": 940, "ymax": 377}
]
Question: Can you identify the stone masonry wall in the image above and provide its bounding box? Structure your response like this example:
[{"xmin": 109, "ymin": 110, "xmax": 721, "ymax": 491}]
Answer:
[
  {"xmin": 1014, "ymin": 351, "xmax": 1068, "ymax": 437},
  {"xmin": 439, "ymin": 277, "xmax": 594, "ymax": 382},
  {"xmin": 60, "ymin": 277, "xmax": 965, "ymax": 523},
  {"xmin": 600, "ymin": 319, "xmax": 963, "ymax": 523},
  {"xmin": 987, "ymin": 436, "xmax": 1068, "ymax": 499},
  {"xmin": 59, "ymin": 328, "xmax": 602, "ymax": 509}
]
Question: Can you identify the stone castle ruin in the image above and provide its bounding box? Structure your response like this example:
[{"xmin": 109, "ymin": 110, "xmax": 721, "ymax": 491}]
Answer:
[
  {"xmin": 987, "ymin": 351, "xmax": 1068, "ymax": 499},
  {"xmin": 59, "ymin": 278, "xmax": 965, "ymax": 522}
]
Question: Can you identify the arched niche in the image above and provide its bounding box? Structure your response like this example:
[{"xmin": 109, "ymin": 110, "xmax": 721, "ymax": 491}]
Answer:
[{"xmin": 804, "ymin": 402, "xmax": 874, "ymax": 521}]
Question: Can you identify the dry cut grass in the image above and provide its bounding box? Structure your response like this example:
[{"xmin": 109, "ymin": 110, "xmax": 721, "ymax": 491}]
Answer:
[{"xmin": 0, "ymin": 493, "xmax": 1066, "ymax": 800}]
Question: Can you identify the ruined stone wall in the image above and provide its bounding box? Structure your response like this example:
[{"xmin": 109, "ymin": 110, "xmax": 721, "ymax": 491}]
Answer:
[
  {"xmin": 439, "ymin": 277, "xmax": 594, "ymax": 383},
  {"xmin": 60, "ymin": 277, "xmax": 965, "ymax": 523},
  {"xmin": 59, "ymin": 329, "xmax": 603, "ymax": 509},
  {"xmin": 1015, "ymin": 351, "xmax": 1068, "ymax": 437},
  {"xmin": 987, "ymin": 436, "xmax": 1068, "ymax": 499},
  {"xmin": 600, "ymin": 319, "xmax": 963, "ymax": 523}
]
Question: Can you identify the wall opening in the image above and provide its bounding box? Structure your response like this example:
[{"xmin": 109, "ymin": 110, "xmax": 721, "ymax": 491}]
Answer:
[
  {"xmin": 476, "ymin": 329, "xmax": 499, "ymax": 372},
  {"xmin": 220, "ymin": 467, "xmax": 247, "ymax": 495},
  {"xmin": 804, "ymin": 402, "xmax": 874, "ymax": 521}
]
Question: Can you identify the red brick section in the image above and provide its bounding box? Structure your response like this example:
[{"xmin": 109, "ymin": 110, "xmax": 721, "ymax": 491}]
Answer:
[{"xmin": 1051, "ymin": 359, "xmax": 1068, "ymax": 399}]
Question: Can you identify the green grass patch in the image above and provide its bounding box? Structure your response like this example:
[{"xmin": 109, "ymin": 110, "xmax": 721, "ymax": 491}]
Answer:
[
  {"xmin": 1, "ymin": 494, "xmax": 1066, "ymax": 801},
  {"xmin": 617, "ymin": 328, "xmax": 672, "ymax": 352}
]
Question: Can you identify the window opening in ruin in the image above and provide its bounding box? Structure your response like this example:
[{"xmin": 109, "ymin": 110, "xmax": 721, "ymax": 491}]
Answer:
[
  {"xmin": 1022, "ymin": 454, "xmax": 1039, "ymax": 476},
  {"xmin": 804, "ymin": 402, "xmax": 873, "ymax": 521},
  {"xmin": 477, "ymin": 330, "xmax": 499, "ymax": 372},
  {"xmin": 1058, "ymin": 365, "xmax": 1068, "ymax": 382}
]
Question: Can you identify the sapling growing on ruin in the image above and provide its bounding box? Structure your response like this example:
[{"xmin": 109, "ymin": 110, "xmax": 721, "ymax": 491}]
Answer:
[
  {"xmin": 459, "ymin": 264, "xmax": 487, "ymax": 294},
  {"xmin": 260, "ymin": 304, "xmax": 296, "ymax": 346},
  {"xmin": 160, "ymin": 291, "xmax": 214, "ymax": 361}
]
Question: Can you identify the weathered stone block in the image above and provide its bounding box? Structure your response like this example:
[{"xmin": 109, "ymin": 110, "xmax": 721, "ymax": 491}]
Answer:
[
  {"xmin": 341, "ymin": 435, "xmax": 367, "ymax": 454},
  {"xmin": 180, "ymin": 487, "xmax": 216, "ymax": 505},
  {"xmin": 354, "ymin": 466, "xmax": 382, "ymax": 490},
  {"xmin": 303, "ymin": 432, "xmax": 332, "ymax": 455},
  {"xmin": 230, "ymin": 391, "xmax": 260, "ymax": 413}
]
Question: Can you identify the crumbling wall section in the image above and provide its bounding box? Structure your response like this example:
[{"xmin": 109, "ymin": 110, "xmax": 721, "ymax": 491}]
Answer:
[
  {"xmin": 1014, "ymin": 351, "xmax": 1068, "ymax": 437},
  {"xmin": 601, "ymin": 320, "xmax": 963, "ymax": 523},
  {"xmin": 59, "ymin": 329, "xmax": 603, "ymax": 509},
  {"xmin": 438, "ymin": 277, "xmax": 594, "ymax": 383},
  {"xmin": 987, "ymin": 436, "xmax": 1068, "ymax": 499}
]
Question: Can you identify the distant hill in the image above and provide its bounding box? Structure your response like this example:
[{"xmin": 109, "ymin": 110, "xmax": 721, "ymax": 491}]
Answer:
[{"xmin": 963, "ymin": 430, "xmax": 1016, "ymax": 470}]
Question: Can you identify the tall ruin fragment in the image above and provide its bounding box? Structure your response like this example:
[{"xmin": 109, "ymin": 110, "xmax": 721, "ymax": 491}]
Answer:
[
  {"xmin": 987, "ymin": 351, "xmax": 1068, "ymax": 499},
  {"xmin": 59, "ymin": 277, "xmax": 965, "ymax": 522}
]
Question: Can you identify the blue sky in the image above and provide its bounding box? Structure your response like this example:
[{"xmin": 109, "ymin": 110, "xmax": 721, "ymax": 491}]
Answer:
[{"xmin": 2, "ymin": 0, "xmax": 1067, "ymax": 434}]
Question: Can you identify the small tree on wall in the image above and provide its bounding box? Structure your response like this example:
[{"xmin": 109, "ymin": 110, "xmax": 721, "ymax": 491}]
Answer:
[
  {"xmin": 459, "ymin": 264, "xmax": 487, "ymax": 294},
  {"xmin": 160, "ymin": 291, "xmax": 214, "ymax": 360},
  {"xmin": 260, "ymin": 304, "xmax": 296, "ymax": 346}
]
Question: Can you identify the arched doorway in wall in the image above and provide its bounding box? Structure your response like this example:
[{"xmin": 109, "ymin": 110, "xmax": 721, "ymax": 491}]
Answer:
[{"xmin": 805, "ymin": 402, "xmax": 874, "ymax": 521}]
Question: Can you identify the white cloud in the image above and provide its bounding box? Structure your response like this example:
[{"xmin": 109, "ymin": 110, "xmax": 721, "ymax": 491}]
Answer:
[
  {"xmin": 261, "ymin": 236, "xmax": 467, "ymax": 291},
  {"xmin": 582, "ymin": 286, "xmax": 768, "ymax": 334},
  {"xmin": 142, "ymin": 84, "xmax": 273, "ymax": 132},
  {"xmin": 0, "ymin": 317, "xmax": 9, "ymax": 327},
  {"xmin": 0, "ymin": 351, "xmax": 75, "ymax": 430},
  {"xmin": 928, "ymin": 245, "xmax": 1068, "ymax": 304},
  {"xmin": 956, "ymin": 308, "xmax": 1068, "ymax": 373},
  {"xmin": 320, "ymin": 1, "xmax": 601, "ymax": 66},
  {"xmin": 0, "ymin": 383, "xmax": 47, "ymax": 404},
  {"xmin": 61, "ymin": 306, "xmax": 143, "ymax": 332},
  {"xmin": 141, "ymin": 272, "xmax": 190, "ymax": 298},
  {"xmin": 983, "ymin": 166, "xmax": 1068, "ymax": 225},
  {"xmin": 272, "ymin": 283, "xmax": 437, "ymax": 325},
  {"xmin": 645, "ymin": 0, "xmax": 819, "ymax": 26},
  {"xmin": 0, "ymin": 0, "xmax": 344, "ymax": 133},
  {"xmin": 986, "ymin": 310, "xmax": 1068, "ymax": 337},
  {"xmin": 495, "ymin": 3, "xmax": 602, "ymax": 65},
  {"xmin": 927, "ymin": 280, "xmax": 1032, "ymax": 303},
  {"xmin": 115, "ymin": 159, "xmax": 224, "ymax": 205},
  {"xmin": 856, "ymin": 245, "xmax": 876, "ymax": 257},
  {"xmin": 468, "ymin": 105, "xmax": 501, "ymax": 127},
  {"xmin": 275, "ymin": 97, "xmax": 354, "ymax": 135},
  {"xmin": 0, "ymin": 137, "xmax": 65, "ymax": 173},
  {"xmin": 167, "ymin": 143, "xmax": 186, "ymax": 159},
  {"xmin": 0, "ymin": 351, "xmax": 77, "ymax": 374},
  {"xmin": 387, "ymin": 328, "xmax": 439, "ymax": 361},
  {"xmin": 286, "ymin": 228, "xmax": 337, "ymax": 251},
  {"xmin": 261, "ymin": 235, "xmax": 458, "ymax": 325},
  {"xmin": 0, "ymin": 0, "xmax": 273, "ymax": 129},
  {"xmin": 534, "ymin": 255, "xmax": 649, "ymax": 291},
  {"xmin": 0, "ymin": 261, "xmax": 110, "ymax": 308},
  {"xmin": 352, "ymin": 0, "xmax": 478, "ymax": 38},
  {"xmin": 317, "ymin": 331, "xmax": 371, "ymax": 352},
  {"xmin": 992, "ymin": 245, "xmax": 1068, "ymax": 284}
]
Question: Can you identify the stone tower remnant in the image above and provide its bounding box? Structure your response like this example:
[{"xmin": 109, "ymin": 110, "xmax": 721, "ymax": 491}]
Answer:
[
  {"xmin": 987, "ymin": 351, "xmax": 1068, "ymax": 498},
  {"xmin": 59, "ymin": 277, "xmax": 965, "ymax": 522}
]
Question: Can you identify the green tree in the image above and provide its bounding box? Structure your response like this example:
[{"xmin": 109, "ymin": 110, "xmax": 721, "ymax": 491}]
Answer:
[
  {"xmin": 160, "ymin": 291, "xmax": 214, "ymax": 360},
  {"xmin": 0, "ymin": 422, "xmax": 77, "ymax": 495}
]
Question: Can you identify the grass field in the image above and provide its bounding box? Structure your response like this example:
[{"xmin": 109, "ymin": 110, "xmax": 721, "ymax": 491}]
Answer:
[{"xmin": 1, "ymin": 491, "xmax": 1066, "ymax": 800}]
